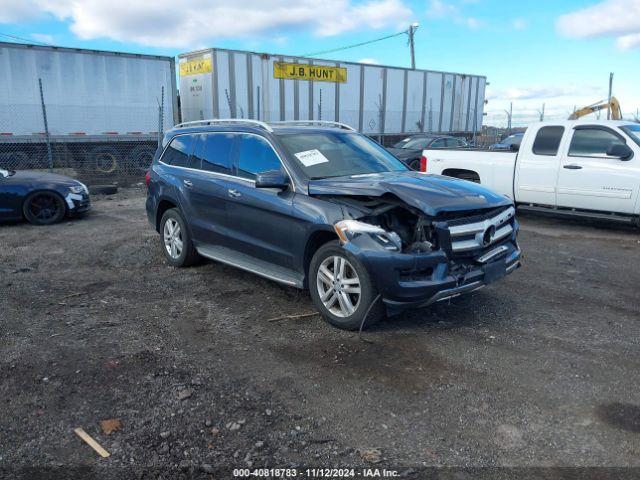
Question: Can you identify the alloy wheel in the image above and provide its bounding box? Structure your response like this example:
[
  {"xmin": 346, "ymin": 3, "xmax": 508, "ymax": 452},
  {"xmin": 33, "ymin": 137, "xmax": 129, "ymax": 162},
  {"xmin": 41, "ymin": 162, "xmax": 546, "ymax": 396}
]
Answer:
[
  {"xmin": 163, "ymin": 218, "xmax": 183, "ymax": 259},
  {"xmin": 316, "ymin": 255, "xmax": 361, "ymax": 318}
]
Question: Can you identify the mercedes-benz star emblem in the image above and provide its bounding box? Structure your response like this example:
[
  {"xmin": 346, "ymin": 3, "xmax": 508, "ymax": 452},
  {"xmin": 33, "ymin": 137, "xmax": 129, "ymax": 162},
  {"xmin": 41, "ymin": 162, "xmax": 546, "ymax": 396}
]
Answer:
[{"xmin": 482, "ymin": 225, "xmax": 496, "ymax": 247}]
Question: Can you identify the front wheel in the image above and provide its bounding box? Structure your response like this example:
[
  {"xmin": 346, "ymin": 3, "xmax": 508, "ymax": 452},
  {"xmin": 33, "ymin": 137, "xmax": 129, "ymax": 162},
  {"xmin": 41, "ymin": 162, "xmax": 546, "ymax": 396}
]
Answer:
[
  {"xmin": 23, "ymin": 191, "xmax": 66, "ymax": 225},
  {"xmin": 309, "ymin": 241, "xmax": 384, "ymax": 330}
]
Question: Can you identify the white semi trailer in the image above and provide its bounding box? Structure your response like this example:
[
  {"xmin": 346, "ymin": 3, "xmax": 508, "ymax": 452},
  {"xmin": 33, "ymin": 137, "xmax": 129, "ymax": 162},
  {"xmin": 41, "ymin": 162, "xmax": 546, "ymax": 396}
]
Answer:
[
  {"xmin": 0, "ymin": 42, "xmax": 178, "ymax": 175},
  {"xmin": 178, "ymin": 48, "xmax": 486, "ymax": 140}
]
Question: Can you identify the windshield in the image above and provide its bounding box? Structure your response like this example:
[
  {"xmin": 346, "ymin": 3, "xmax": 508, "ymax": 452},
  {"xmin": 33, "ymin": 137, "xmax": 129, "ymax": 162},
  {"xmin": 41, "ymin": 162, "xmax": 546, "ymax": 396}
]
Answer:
[
  {"xmin": 278, "ymin": 132, "xmax": 408, "ymax": 179},
  {"xmin": 621, "ymin": 124, "xmax": 640, "ymax": 147},
  {"xmin": 400, "ymin": 137, "xmax": 433, "ymax": 150}
]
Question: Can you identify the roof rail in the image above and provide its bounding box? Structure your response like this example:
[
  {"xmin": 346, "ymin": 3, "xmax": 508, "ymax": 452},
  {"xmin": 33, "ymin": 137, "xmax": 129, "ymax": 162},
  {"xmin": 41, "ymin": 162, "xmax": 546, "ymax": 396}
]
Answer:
[
  {"xmin": 269, "ymin": 120, "xmax": 356, "ymax": 131},
  {"xmin": 173, "ymin": 118, "xmax": 273, "ymax": 132}
]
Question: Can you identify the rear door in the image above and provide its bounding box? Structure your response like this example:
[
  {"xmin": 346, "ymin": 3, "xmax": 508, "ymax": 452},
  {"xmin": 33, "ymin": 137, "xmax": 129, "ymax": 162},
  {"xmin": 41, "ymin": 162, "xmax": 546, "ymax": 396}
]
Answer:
[
  {"xmin": 514, "ymin": 125, "xmax": 565, "ymax": 206},
  {"xmin": 555, "ymin": 125, "xmax": 639, "ymax": 214},
  {"xmin": 187, "ymin": 132, "xmax": 238, "ymax": 245},
  {"xmin": 225, "ymin": 133, "xmax": 295, "ymax": 269}
]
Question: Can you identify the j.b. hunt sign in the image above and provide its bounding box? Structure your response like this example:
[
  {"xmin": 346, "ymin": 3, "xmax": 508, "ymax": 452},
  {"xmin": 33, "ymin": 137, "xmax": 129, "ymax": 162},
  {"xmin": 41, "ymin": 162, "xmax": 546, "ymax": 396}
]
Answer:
[{"xmin": 273, "ymin": 62, "xmax": 347, "ymax": 83}]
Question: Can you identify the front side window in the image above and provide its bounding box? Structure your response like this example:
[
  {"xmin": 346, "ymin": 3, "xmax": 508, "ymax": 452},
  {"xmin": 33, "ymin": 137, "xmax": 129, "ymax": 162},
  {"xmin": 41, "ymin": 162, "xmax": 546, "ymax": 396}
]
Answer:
[
  {"xmin": 532, "ymin": 126, "xmax": 564, "ymax": 156},
  {"xmin": 194, "ymin": 133, "xmax": 235, "ymax": 174},
  {"xmin": 162, "ymin": 135, "xmax": 196, "ymax": 168},
  {"xmin": 278, "ymin": 132, "xmax": 408, "ymax": 179},
  {"xmin": 568, "ymin": 128, "xmax": 625, "ymax": 157},
  {"xmin": 237, "ymin": 134, "xmax": 282, "ymax": 180}
]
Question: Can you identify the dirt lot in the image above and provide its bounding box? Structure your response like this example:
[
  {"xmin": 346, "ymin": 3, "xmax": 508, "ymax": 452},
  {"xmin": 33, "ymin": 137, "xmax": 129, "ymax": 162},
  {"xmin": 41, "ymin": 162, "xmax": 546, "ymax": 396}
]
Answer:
[{"xmin": 1, "ymin": 188, "xmax": 640, "ymax": 478}]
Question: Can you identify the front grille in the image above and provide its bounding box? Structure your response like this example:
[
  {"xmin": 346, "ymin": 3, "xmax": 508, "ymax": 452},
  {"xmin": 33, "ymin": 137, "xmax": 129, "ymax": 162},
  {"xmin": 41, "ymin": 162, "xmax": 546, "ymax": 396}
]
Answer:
[{"xmin": 446, "ymin": 206, "xmax": 515, "ymax": 254}]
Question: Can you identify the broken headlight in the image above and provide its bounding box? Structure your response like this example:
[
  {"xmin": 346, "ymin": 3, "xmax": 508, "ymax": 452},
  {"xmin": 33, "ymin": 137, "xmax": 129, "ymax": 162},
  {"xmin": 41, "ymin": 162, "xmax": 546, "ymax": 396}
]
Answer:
[{"xmin": 334, "ymin": 219, "xmax": 402, "ymax": 252}]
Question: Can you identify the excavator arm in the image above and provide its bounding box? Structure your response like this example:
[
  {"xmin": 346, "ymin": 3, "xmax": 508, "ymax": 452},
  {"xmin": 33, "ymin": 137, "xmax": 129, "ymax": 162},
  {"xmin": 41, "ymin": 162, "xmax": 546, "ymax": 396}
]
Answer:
[{"xmin": 569, "ymin": 97, "xmax": 622, "ymax": 120}]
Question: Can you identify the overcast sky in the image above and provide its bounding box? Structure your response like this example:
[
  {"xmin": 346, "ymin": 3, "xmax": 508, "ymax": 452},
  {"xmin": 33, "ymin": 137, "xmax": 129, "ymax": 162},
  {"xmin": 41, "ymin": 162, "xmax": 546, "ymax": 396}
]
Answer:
[{"xmin": 1, "ymin": 0, "xmax": 639, "ymax": 126}]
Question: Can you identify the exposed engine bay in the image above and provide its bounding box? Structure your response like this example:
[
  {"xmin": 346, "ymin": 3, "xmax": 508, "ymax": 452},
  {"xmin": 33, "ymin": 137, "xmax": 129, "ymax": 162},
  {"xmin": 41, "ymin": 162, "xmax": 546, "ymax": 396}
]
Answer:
[{"xmin": 322, "ymin": 194, "xmax": 437, "ymax": 254}]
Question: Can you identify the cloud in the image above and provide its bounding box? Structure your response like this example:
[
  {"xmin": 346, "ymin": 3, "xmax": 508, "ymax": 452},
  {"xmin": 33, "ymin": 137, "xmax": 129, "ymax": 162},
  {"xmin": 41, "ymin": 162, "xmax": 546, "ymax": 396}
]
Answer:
[
  {"xmin": 358, "ymin": 58, "xmax": 380, "ymax": 64},
  {"xmin": 426, "ymin": 0, "xmax": 483, "ymax": 29},
  {"xmin": 511, "ymin": 18, "xmax": 528, "ymax": 30},
  {"xmin": 0, "ymin": 0, "xmax": 413, "ymax": 48},
  {"xmin": 487, "ymin": 85, "xmax": 602, "ymax": 101},
  {"xmin": 556, "ymin": 0, "xmax": 640, "ymax": 49}
]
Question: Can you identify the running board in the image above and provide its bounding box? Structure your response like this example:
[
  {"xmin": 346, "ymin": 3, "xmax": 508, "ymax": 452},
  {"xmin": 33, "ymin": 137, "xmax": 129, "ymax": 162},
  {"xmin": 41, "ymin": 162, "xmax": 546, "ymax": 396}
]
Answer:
[
  {"xmin": 517, "ymin": 204, "xmax": 638, "ymax": 224},
  {"xmin": 196, "ymin": 244, "xmax": 304, "ymax": 288}
]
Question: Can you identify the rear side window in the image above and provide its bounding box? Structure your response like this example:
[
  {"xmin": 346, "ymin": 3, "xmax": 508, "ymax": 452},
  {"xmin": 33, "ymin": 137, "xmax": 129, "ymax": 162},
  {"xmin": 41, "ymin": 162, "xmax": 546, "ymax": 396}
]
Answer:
[
  {"xmin": 193, "ymin": 133, "xmax": 235, "ymax": 174},
  {"xmin": 162, "ymin": 135, "xmax": 196, "ymax": 168},
  {"xmin": 569, "ymin": 128, "xmax": 625, "ymax": 157},
  {"xmin": 237, "ymin": 134, "xmax": 282, "ymax": 180},
  {"xmin": 532, "ymin": 126, "xmax": 564, "ymax": 156}
]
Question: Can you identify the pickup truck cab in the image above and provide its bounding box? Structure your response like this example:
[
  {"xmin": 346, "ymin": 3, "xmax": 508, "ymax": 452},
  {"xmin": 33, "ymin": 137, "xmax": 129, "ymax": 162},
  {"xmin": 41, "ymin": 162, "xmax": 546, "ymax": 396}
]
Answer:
[{"xmin": 422, "ymin": 120, "xmax": 640, "ymax": 224}]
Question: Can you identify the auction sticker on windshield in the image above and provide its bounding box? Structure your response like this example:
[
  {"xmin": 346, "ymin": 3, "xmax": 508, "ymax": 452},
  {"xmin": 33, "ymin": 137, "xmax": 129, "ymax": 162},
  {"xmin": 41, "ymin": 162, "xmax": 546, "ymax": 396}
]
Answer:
[{"xmin": 294, "ymin": 149, "xmax": 330, "ymax": 167}]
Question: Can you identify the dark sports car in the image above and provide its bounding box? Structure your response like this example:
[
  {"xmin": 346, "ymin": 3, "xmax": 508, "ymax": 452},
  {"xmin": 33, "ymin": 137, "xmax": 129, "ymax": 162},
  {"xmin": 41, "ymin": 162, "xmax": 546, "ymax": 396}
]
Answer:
[{"xmin": 0, "ymin": 168, "xmax": 91, "ymax": 225}]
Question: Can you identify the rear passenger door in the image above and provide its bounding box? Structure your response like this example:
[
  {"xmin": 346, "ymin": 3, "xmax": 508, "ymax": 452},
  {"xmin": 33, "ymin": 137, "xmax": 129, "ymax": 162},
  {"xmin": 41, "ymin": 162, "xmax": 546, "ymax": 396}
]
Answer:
[
  {"xmin": 514, "ymin": 125, "xmax": 565, "ymax": 206},
  {"xmin": 225, "ymin": 133, "xmax": 295, "ymax": 269},
  {"xmin": 186, "ymin": 132, "xmax": 238, "ymax": 246}
]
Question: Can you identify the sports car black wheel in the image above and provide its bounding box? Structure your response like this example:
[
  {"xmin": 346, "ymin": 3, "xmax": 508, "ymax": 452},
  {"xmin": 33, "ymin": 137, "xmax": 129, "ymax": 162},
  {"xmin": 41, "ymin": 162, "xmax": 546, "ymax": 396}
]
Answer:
[{"xmin": 23, "ymin": 191, "xmax": 66, "ymax": 225}]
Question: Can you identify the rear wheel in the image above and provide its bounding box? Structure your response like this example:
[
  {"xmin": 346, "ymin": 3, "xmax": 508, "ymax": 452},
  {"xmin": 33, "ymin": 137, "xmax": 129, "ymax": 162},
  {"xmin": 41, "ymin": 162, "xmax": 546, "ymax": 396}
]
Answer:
[
  {"xmin": 309, "ymin": 241, "xmax": 384, "ymax": 330},
  {"xmin": 23, "ymin": 191, "xmax": 66, "ymax": 225},
  {"xmin": 159, "ymin": 208, "xmax": 200, "ymax": 267}
]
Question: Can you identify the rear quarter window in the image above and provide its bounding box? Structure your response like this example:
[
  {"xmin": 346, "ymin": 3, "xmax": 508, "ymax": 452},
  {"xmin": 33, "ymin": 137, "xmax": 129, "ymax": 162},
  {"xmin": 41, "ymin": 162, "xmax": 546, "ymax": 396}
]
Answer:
[
  {"xmin": 532, "ymin": 126, "xmax": 564, "ymax": 156},
  {"xmin": 162, "ymin": 135, "xmax": 197, "ymax": 168}
]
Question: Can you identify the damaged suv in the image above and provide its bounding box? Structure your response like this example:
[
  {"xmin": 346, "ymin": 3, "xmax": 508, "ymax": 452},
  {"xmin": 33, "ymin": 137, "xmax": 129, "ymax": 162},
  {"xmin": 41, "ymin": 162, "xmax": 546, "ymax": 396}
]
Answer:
[{"xmin": 146, "ymin": 120, "xmax": 521, "ymax": 330}]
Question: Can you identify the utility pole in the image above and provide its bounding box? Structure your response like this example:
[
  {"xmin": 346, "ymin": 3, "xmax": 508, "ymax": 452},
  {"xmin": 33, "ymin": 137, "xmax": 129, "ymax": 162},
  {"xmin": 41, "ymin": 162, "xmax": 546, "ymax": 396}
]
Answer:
[
  {"xmin": 607, "ymin": 72, "xmax": 614, "ymax": 120},
  {"xmin": 504, "ymin": 102, "xmax": 513, "ymax": 134},
  {"xmin": 538, "ymin": 103, "xmax": 545, "ymax": 121},
  {"xmin": 408, "ymin": 23, "xmax": 419, "ymax": 69}
]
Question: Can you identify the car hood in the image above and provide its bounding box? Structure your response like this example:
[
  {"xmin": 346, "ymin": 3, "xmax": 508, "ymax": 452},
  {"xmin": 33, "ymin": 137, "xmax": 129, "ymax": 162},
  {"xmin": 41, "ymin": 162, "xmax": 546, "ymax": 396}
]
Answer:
[
  {"xmin": 386, "ymin": 147, "xmax": 421, "ymax": 160},
  {"xmin": 308, "ymin": 171, "xmax": 512, "ymax": 217},
  {"xmin": 10, "ymin": 170, "xmax": 80, "ymax": 187}
]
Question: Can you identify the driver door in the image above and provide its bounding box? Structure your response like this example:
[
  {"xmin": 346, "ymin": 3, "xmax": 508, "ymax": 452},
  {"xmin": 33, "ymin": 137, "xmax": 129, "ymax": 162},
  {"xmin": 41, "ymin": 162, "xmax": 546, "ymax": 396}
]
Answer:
[{"xmin": 556, "ymin": 126, "xmax": 639, "ymax": 214}]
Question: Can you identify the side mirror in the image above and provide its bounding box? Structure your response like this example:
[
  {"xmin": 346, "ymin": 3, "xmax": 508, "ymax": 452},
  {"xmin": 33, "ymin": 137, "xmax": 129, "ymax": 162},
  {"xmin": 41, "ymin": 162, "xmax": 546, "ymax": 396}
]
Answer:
[
  {"xmin": 509, "ymin": 143, "xmax": 520, "ymax": 152},
  {"xmin": 255, "ymin": 169, "xmax": 289, "ymax": 190},
  {"xmin": 607, "ymin": 143, "xmax": 633, "ymax": 160}
]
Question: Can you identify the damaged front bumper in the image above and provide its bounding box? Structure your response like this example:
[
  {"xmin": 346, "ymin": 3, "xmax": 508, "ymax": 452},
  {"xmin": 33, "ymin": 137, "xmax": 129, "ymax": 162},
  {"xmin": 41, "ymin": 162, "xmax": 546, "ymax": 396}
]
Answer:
[
  {"xmin": 64, "ymin": 192, "xmax": 91, "ymax": 216},
  {"xmin": 343, "ymin": 232, "xmax": 521, "ymax": 315}
]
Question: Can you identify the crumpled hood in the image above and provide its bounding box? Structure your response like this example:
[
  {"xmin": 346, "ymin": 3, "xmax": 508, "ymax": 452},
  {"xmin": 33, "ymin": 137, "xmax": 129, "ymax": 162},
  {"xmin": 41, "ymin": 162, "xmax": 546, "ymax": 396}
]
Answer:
[
  {"xmin": 12, "ymin": 170, "xmax": 80, "ymax": 187},
  {"xmin": 308, "ymin": 171, "xmax": 512, "ymax": 217}
]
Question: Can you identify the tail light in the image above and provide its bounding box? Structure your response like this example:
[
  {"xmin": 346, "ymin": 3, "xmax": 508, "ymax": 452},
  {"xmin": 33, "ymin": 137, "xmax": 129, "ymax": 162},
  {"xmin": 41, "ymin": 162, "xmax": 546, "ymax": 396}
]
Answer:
[
  {"xmin": 420, "ymin": 155, "xmax": 428, "ymax": 172},
  {"xmin": 145, "ymin": 170, "xmax": 151, "ymax": 187}
]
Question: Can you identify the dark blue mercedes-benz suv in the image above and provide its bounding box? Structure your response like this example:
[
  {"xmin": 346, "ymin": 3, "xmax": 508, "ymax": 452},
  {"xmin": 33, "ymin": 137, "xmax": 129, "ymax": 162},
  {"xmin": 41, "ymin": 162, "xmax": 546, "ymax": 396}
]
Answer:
[{"xmin": 146, "ymin": 120, "xmax": 521, "ymax": 330}]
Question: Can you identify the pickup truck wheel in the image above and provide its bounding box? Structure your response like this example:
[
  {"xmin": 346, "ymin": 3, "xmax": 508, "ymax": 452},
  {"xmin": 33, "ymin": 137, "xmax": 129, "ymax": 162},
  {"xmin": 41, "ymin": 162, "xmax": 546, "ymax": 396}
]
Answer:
[
  {"xmin": 408, "ymin": 158, "xmax": 421, "ymax": 171},
  {"xmin": 309, "ymin": 241, "xmax": 384, "ymax": 330},
  {"xmin": 159, "ymin": 208, "xmax": 200, "ymax": 267}
]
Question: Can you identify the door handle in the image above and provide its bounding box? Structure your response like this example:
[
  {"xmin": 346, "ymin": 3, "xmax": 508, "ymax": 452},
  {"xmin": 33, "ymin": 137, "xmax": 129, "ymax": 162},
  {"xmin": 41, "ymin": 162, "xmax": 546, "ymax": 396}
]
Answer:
[
  {"xmin": 563, "ymin": 164, "xmax": 583, "ymax": 170},
  {"xmin": 227, "ymin": 188, "xmax": 241, "ymax": 198},
  {"xmin": 183, "ymin": 179, "xmax": 193, "ymax": 187}
]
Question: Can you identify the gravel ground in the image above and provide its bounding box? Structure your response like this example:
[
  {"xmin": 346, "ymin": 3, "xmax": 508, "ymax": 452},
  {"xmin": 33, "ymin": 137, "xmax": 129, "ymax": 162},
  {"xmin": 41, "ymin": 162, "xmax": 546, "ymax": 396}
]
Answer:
[{"xmin": 1, "ymin": 188, "xmax": 639, "ymax": 478}]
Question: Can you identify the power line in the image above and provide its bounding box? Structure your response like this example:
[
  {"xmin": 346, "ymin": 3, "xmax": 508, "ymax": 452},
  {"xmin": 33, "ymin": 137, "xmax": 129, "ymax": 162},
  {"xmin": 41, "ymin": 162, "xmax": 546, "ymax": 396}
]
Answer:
[
  {"xmin": 300, "ymin": 30, "xmax": 407, "ymax": 57},
  {"xmin": 0, "ymin": 32, "xmax": 54, "ymax": 47}
]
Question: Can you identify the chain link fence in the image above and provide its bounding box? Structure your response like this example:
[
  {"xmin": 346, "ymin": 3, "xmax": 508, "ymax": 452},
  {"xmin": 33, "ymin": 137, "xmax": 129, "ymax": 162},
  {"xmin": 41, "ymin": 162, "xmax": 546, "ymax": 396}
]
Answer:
[{"xmin": 0, "ymin": 78, "xmax": 167, "ymax": 186}]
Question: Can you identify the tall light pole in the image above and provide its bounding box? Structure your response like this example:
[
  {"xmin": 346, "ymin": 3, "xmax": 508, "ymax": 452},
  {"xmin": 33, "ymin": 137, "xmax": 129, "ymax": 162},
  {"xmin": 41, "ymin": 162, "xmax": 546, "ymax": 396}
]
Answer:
[
  {"xmin": 607, "ymin": 72, "xmax": 614, "ymax": 120},
  {"xmin": 408, "ymin": 23, "xmax": 419, "ymax": 69}
]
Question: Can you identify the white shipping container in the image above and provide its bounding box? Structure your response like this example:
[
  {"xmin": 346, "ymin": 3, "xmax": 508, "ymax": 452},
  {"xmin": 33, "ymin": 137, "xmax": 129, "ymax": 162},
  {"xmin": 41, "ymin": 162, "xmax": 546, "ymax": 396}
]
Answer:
[
  {"xmin": 0, "ymin": 42, "xmax": 177, "ymax": 136},
  {"xmin": 179, "ymin": 48, "xmax": 486, "ymax": 136}
]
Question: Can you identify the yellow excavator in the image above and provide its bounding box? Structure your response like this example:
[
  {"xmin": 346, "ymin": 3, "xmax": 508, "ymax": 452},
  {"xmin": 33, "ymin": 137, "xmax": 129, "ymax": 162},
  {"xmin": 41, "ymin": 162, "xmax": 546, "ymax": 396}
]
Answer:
[{"xmin": 569, "ymin": 97, "xmax": 622, "ymax": 120}]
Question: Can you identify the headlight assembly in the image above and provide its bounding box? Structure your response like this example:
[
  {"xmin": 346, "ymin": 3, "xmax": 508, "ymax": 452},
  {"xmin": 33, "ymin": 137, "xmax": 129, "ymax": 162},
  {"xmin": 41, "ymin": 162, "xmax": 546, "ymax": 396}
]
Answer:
[
  {"xmin": 334, "ymin": 219, "xmax": 402, "ymax": 252},
  {"xmin": 69, "ymin": 183, "xmax": 88, "ymax": 194}
]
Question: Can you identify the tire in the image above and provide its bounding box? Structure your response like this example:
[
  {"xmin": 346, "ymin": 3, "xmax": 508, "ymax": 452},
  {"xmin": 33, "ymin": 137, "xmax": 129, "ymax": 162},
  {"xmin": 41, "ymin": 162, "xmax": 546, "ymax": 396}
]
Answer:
[
  {"xmin": 90, "ymin": 146, "xmax": 121, "ymax": 175},
  {"xmin": 408, "ymin": 158, "xmax": 421, "ymax": 171},
  {"xmin": 159, "ymin": 208, "xmax": 200, "ymax": 267},
  {"xmin": 22, "ymin": 191, "xmax": 66, "ymax": 225},
  {"xmin": 309, "ymin": 241, "xmax": 385, "ymax": 330},
  {"xmin": 126, "ymin": 145, "xmax": 156, "ymax": 174}
]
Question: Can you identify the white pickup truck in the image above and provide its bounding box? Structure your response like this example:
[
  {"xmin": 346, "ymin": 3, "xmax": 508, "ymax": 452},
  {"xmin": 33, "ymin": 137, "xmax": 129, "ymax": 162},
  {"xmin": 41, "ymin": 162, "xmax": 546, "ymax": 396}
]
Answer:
[{"xmin": 421, "ymin": 120, "xmax": 640, "ymax": 224}]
